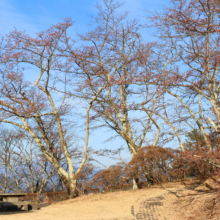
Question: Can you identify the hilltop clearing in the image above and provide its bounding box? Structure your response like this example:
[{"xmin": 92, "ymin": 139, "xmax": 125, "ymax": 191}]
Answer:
[{"xmin": 0, "ymin": 178, "xmax": 219, "ymax": 220}]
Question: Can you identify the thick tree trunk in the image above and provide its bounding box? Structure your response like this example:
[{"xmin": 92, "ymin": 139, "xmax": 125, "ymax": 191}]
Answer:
[
  {"xmin": 70, "ymin": 179, "xmax": 78, "ymax": 198},
  {"xmin": 65, "ymin": 178, "xmax": 79, "ymax": 198},
  {"xmin": 130, "ymin": 148, "xmax": 140, "ymax": 190}
]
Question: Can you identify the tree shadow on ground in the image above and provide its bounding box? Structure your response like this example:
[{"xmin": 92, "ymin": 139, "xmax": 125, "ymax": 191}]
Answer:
[{"xmin": 160, "ymin": 183, "xmax": 218, "ymax": 199}]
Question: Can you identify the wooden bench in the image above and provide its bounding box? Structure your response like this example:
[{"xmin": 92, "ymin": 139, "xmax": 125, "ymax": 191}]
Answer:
[
  {"xmin": 0, "ymin": 201, "xmax": 38, "ymax": 211},
  {"xmin": 0, "ymin": 193, "xmax": 38, "ymax": 212},
  {"xmin": 0, "ymin": 201, "xmax": 29, "ymax": 211}
]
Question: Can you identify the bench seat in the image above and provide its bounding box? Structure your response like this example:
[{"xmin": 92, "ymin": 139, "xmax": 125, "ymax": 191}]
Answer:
[{"xmin": 0, "ymin": 200, "xmax": 38, "ymax": 211}]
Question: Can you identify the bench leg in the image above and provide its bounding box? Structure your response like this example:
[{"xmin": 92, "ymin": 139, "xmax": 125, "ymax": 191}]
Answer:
[{"xmin": 22, "ymin": 205, "xmax": 28, "ymax": 211}]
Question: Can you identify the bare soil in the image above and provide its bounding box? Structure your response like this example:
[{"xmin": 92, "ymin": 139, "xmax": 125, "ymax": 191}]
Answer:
[{"xmin": 0, "ymin": 178, "xmax": 219, "ymax": 220}]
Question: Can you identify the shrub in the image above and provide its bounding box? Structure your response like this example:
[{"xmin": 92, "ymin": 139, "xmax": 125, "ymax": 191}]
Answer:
[
  {"xmin": 42, "ymin": 191, "xmax": 69, "ymax": 202},
  {"xmin": 91, "ymin": 165, "xmax": 128, "ymax": 192},
  {"xmin": 125, "ymin": 146, "xmax": 177, "ymax": 185}
]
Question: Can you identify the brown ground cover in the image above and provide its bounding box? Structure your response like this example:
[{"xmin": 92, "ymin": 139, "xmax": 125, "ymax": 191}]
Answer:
[{"xmin": 0, "ymin": 178, "xmax": 219, "ymax": 220}]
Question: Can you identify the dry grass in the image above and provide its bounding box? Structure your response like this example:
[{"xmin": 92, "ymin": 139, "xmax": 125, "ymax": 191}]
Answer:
[
  {"xmin": 0, "ymin": 177, "xmax": 219, "ymax": 220},
  {"xmin": 168, "ymin": 176, "xmax": 220, "ymax": 220}
]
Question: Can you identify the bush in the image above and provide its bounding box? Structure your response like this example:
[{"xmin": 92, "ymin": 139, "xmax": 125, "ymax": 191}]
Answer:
[
  {"xmin": 174, "ymin": 146, "xmax": 220, "ymax": 180},
  {"xmin": 91, "ymin": 165, "xmax": 129, "ymax": 192},
  {"xmin": 23, "ymin": 193, "xmax": 38, "ymax": 201},
  {"xmin": 125, "ymin": 146, "xmax": 177, "ymax": 185},
  {"xmin": 42, "ymin": 191, "xmax": 69, "ymax": 203}
]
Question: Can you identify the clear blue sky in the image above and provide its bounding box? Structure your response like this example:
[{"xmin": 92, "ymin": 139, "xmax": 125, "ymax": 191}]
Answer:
[
  {"xmin": 0, "ymin": 0, "xmax": 171, "ymax": 167},
  {"xmin": 0, "ymin": 0, "xmax": 169, "ymax": 35}
]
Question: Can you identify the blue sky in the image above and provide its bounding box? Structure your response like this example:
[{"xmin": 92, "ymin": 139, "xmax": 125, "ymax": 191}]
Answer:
[
  {"xmin": 0, "ymin": 0, "xmax": 169, "ymax": 35},
  {"xmin": 0, "ymin": 0, "xmax": 171, "ymax": 167}
]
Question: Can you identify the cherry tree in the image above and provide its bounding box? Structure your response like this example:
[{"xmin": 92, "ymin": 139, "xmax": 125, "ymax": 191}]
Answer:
[
  {"xmin": 150, "ymin": 0, "xmax": 220, "ymax": 150},
  {"xmin": 0, "ymin": 19, "xmax": 99, "ymax": 197},
  {"xmin": 65, "ymin": 0, "xmax": 165, "ymax": 189},
  {"xmin": 147, "ymin": 0, "xmax": 220, "ymax": 171}
]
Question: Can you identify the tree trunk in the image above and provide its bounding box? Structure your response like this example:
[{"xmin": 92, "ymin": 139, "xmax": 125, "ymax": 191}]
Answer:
[
  {"xmin": 59, "ymin": 178, "xmax": 63, "ymax": 191},
  {"xmin": 130, "ymin": 148, "xmax": 140, "ymax": 190},
  {"xmin": 132, "ymin": 178, "xmax": 139, "ymax": 190},
  {"xmin": 65, "ymin": 178, "xmax": 78, "ymax": 198},
  {"xmin": 3, "ymin": 165, "xmax": 7, "ymax": 193}
]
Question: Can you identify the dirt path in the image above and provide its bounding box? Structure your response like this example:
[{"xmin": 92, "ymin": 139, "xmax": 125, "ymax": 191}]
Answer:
[
  {"xmin": 0, "ymin": 187, "xmax": 181, "ymax": 220},
  {"xmin": 130, "ymin": 188, "xmax": 179, "ymax": 220},
  {"xmin": 132, "ymin": 196, "xmax": 168, "ymax": 220}
]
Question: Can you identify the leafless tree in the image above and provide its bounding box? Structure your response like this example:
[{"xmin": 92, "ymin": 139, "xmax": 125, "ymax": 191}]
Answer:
[
  {"xmin": 0, "ymin": 18, "xmax": 99, "ymax": 197},
  {"xmin": 65, "ymin": 0, "xmax": 165, "ymax": 189},
  {"xmin": 151, "ymin": 0, "xmax": 220, "ymax": 152}
]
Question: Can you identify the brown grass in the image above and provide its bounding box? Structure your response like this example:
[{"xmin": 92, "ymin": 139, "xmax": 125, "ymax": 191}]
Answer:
[
  {"xmin": 170, "ymin": 176, "xmax": 220, "ymax": 220},
  {"xmin": 0, "ymin": 177, "xmax": 219, "ymax": 220}
]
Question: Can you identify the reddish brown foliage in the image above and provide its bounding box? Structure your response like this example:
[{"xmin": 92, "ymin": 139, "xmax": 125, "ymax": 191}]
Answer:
[
  {"xmin": 42, "ymin": 191, "xmax": 69, "ymax": 203},
  {"xmin": 92, "ymin": 165, "xmax": 129, "ymax": 192},
  {"xmin": 74, "ymin": 163, "xmax": 95, "ymax": 194},
  {"xmin": 125, "ymin": 146, "xmax": 178, "ymax": 185},
  {"xmin": 23, "ymin": 193, "xmax": 38, "ymax": 201},
  {"xmin": 175, "ymin": 147, "xmax": 220, "ymax": 180}
]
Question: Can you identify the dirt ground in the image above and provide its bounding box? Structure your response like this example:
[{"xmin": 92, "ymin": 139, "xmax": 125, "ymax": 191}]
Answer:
[{"xmin": 0, "ymin": 179, "xmax": 219, "ymax": 220}]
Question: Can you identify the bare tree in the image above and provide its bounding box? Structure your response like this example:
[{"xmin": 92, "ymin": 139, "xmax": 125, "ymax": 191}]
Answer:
[
  {"xmin": 0, "ymin": 128, "xmax": 23, "ymax": 193},
  {"xmin": 0, "ymin": 128, "xmax": 56, "ymax": 201},
  {"xmin": 0, "ymin": 19, "xmax": 98, "ymax": 197},
  {"xmin": 66, "ymin": 0, "xmax": 164, "ymax": 189},
  {"xmin": 151, "ymin": 0, "xmax": 220, "ymax": 152}
]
